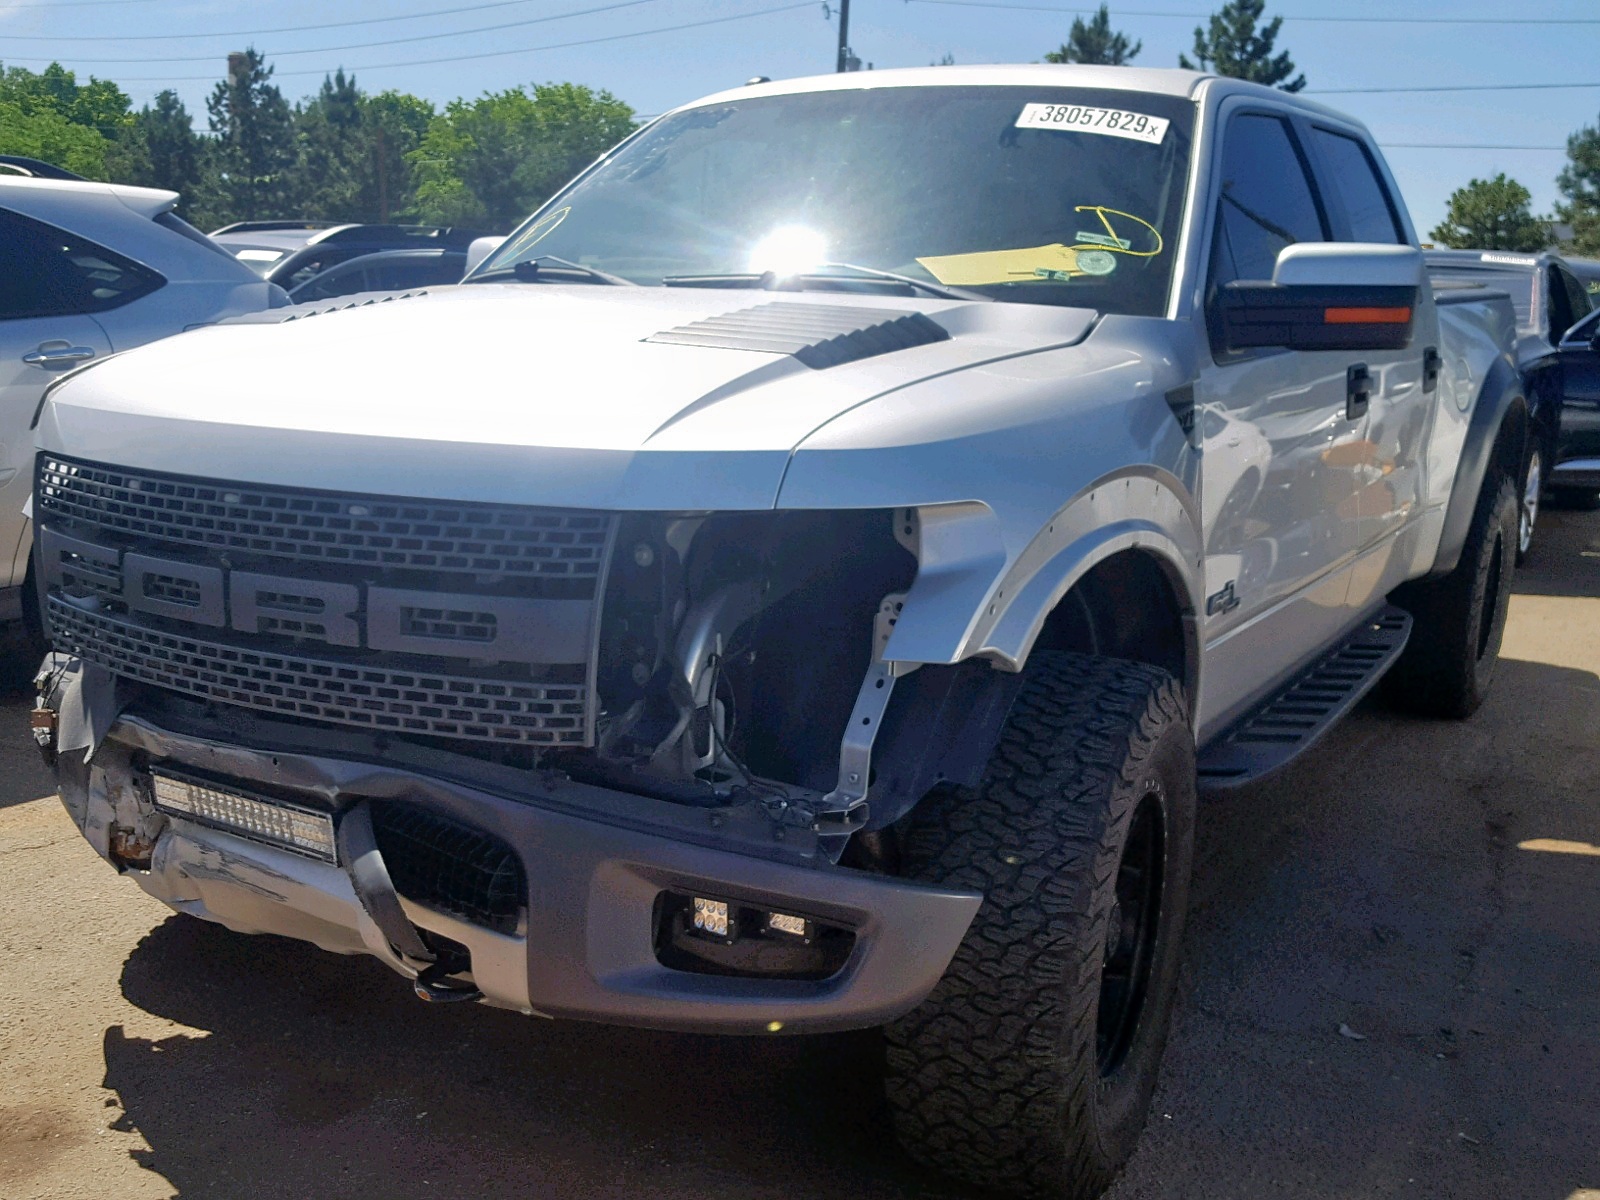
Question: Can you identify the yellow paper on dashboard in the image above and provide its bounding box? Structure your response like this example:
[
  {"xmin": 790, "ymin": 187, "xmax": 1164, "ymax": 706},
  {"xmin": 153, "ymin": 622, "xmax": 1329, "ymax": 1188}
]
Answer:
[{"xmin": 917, "ymin": 243, "xmax": 1082, "ymax": 286}]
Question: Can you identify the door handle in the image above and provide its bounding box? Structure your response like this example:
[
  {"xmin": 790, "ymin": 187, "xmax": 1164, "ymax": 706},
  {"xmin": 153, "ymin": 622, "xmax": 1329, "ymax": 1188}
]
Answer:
[
  {"xmin": 22, "ymin": 344, "xmax": 96, "ymax": 368},
  {"xmin": 1346, "ymin": 363, "xmax": 1371, "ymax": 421}
]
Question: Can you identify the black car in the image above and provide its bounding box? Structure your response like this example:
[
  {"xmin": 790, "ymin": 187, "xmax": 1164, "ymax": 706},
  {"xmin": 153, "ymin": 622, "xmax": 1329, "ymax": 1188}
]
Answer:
[
  {"xmin": 210, "ymin": 222, "xmax": 493, "ymax": 291},
  {"xmin": 1426, "ymin": 249, "xmax": 1595, "ymax": 556},
  {"xmin": 287, "ymin": 247, "xmax": 468, "ymax": 303},
  {"xmin": 1550, "ymin": 305, "xmax": 1600, "ymax": 501}
]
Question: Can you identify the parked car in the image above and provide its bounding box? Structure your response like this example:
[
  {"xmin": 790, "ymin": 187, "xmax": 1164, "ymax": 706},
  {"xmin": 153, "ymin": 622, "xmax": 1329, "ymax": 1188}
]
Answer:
[
  {"xmin": 1550, "ymin": 304, "xmax": 1600, "ymax": 501},
  {"xmin": 0, "ymin": 175, "xmax": 284, "ymax": 640},
  {"xmin": 287, "ymin": 247, "xmax": 468, "ymax": 303},
  {"xmin": 208, "ymin": 220, "xmax": 341, "ymax": 277},
  {"xmin": 210, "ymin": 222, "xmax": 493, "ymax": 292},
  {"xmin": 33, "ymin": 66, "xmax": 1524, "ymax": 1200},
  {"xmin": 1425, "ymin": 248, "xmax": 1592, "ymax": 557}
]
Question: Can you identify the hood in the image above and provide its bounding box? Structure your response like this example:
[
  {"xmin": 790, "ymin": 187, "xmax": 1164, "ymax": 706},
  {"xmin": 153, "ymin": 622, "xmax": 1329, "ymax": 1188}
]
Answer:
[{"xmin": 39, "ymin": 284, "xmax": 1095, "ymax": 511}]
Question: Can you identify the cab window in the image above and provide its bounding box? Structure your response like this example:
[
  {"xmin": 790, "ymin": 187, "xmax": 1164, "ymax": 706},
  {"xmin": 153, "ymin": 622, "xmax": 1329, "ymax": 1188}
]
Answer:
[
  {"xmin": 1309, "ymin": 128, "xmax": 1405, "ymax": 244},
  {"xmin": 1208, "ymin": 113, "xmax": 1328, "ymax": 291}
]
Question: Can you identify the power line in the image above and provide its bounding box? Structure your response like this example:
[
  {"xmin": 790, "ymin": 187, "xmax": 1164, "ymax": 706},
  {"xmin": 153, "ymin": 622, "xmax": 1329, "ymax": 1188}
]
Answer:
[
  {"xmin": 0, "ymin": 0, "xmax": 656, "ymax": 43},
  {"xmin": 0, "ymin": 0, "xmax": 675, "ymax": 64},
  {"xmin": 106, "ymin": 2, "xmax": 816, "ymax": 83},
  {"xmin": 0, "ymin": 0, "xmax": 158, "ymax": 6},
  {"xmin": 901, "ymin": 0, "xmax": 1600, "ymax": 24},
  {"xmin": 1378, "ymin": 143, "xmax": 1566, "ymax": 151},
  {"xmin": 1317, "ymin": 83, "xmax": 1600, "ymax": 94}
]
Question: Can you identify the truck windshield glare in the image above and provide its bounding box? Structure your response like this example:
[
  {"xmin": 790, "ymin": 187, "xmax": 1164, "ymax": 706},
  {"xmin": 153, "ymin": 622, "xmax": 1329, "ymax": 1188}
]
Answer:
[{"xmin": 476, "ymin": 86, "xmax": 1196, "ymax": 315}]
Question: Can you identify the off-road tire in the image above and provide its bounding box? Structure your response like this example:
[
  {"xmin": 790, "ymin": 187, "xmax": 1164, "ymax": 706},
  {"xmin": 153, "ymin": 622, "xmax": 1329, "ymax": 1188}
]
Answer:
[
  {"xmin": 884, "ymin": 652, "xmax": 1195, "ymax": 1200},
  {"xmin": 1386, "ymin": 475, "xmax": 1517, "ymax": 719}
]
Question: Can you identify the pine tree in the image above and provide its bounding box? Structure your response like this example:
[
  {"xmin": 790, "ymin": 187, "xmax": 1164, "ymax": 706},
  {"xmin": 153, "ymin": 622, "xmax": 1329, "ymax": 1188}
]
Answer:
[
  {"xmin": 1429, "ymin": 174, "xmax": 1550, "ymax": 252},
  {"xmin": 111, "ymin": 91, "xmax": 203, "ymax": 208},
  {"xmin": 1179, "ymin": 0, "xmax": 1304, "ymax": 92},
  {"xmin": 1044, "ymin": 4, "xmax": 1141, "ymax": 66},
  {"xmin": 1556, "ymin": 117, "xmax": 1600, "ymax": 256},
  {"xmin": 202, "ymin": 49, "xmax": 299, "ymax": 223}
]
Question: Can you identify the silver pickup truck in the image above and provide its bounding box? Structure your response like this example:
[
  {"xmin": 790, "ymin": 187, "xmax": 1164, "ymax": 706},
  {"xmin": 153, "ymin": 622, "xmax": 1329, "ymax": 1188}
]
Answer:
[{"xmin": 30, "ymin": 66, "xmax": 1522, "ymax": 1200}]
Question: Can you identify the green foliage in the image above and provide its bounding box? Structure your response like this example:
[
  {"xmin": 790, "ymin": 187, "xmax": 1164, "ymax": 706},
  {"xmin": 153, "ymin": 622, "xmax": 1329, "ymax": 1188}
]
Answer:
[
  {"xmin": 1557, "ymin": 118, "xmax": 1600, "ymax": 256},
  {"xmin": 201, "ymin": 48, "xmax": 300, "ymax": 225},
  {"xmin": 1179, "ymin": 0, "xmax": 1304, "ymax": 92},
  {"xmin": 0, "ymin": 61, "xmax": 136, "ymax": 178},
  {"xmin": 110, "ymin": 91, "xmax": 205, "ymax": 212},
  {"xmin": 409, "ymin": 82, "xmax": 635, "ymax": 230},
  {"xmin": 0, "ymin": 98, "xmax": 109, "ymax": 177},
  {"xmin": 1044, "ymin": 4, "xmax": 1141, "ymax": 66},
  {"xmin": 1429, "ymin": 174, "xmax": 1551, "ymax": 252}
]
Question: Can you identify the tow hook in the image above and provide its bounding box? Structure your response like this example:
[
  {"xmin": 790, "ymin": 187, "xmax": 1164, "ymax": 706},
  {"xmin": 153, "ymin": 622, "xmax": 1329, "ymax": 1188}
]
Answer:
[
  {"xmin": 413, "ymin": 957, "xmax": 484, "ymax": 1004},
  {"xmin": 30, "ymin": 706, "xmax": 57, "ymax": 767}
]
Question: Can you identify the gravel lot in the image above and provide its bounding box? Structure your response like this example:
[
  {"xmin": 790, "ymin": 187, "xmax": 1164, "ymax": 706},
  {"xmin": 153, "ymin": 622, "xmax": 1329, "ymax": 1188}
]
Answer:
[{"xmin": 2, "ymin": 511, "xmax": 1597, "ymax": 1200}]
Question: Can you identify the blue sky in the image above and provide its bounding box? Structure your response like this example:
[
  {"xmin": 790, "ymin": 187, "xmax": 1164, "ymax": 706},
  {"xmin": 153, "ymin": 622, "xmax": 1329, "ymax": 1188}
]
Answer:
[{"xmin": 2, "ymin": 0, "xmax": 1596, "ymax": 234}]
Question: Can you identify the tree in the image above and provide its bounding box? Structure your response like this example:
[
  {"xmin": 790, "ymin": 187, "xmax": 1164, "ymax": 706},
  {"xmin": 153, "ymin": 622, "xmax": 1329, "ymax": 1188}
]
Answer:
[
  {"xmin": 358, "ymin": 90, "xmax": 436, "ymax": 223},
  {"xmin": 0, "ymin": 61, "xmax": 133, "ymax": 177},
  {"xmin": 1556, "ymin": 116, "xmax": 1600, "ymax": 256},
  {"xmin": 1044, "ymin": 4, "xmax": 1141, "ymax": 66},
  {"xmin": 1429, "ymin": 174, "xmax": 1550, "ymax": 252},
  {"xmin": 0, "ymin": 99, "xmax": 109, "ymax": 176},
  {"xmin": 110, "ymin": 91, "xmax": 204, "ymax": 207},
  {"xmin": 409, "ymin": 82, "xmax": 634, "ymax": 230},
  {"xmin": 1179, "ymin": 0, "xmax": 1304, "ymax": 92},
  {"xmin": 201, "ymin": 48, "xmax": 299, "ymax": 224},
  {"xmin": 295, "ymin": 70, "xmax": 365, "ymax": 220}
]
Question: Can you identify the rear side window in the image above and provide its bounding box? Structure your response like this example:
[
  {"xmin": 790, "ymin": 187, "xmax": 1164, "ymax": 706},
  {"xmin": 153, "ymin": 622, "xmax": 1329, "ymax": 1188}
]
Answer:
[
  {"xmin": 1558, "ymin": 266, "xmax": 1591, "ymax": 326},
  {"xmin": 1310, "ymin": 129, "xmax": 1405, "ymax": 244},
  {"xmin": 0, "ymin": 207, "xmax": 164, "ymax": 320},
  {"xmin": 1209, "ymin": 113, "xmax": 1328, "ymax": 290}
]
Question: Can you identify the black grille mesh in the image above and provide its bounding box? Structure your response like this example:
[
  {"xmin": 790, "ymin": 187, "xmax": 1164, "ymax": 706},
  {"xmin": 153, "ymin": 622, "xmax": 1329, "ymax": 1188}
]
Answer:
[
  {"xmin": 37, "ymin": 455, "xmax": 611, "ymax": 585},
  {"xmin": 48, "ymin": 597, "xmax": 589, "ymax": 746},
  {"xmin": 370, "ymin": 803, "xmax": 525, "ymax": 933}
]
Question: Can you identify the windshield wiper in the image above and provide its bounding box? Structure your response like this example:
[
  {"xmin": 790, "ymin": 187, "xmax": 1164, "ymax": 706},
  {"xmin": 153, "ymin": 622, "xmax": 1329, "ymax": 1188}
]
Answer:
[
  {"xmin": 662, "ymin": 263, "xmax": 985, "ymax": 302},
  {"xmin": 468, "ymin": 256, "xmax": 635, "ymax": 286}
]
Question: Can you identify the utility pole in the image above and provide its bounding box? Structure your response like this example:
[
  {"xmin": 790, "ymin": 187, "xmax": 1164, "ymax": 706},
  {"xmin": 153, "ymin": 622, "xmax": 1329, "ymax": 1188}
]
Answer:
[{"xmin": 834, "ymin": 0, "xmax": 851, "ymax": 72}]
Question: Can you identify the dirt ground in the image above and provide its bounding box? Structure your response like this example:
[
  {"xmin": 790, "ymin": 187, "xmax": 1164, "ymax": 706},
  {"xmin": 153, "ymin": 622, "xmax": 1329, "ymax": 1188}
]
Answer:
[{"xmin": 2, "ymin": 513, "xmax": 1597, "ymax": 1200}]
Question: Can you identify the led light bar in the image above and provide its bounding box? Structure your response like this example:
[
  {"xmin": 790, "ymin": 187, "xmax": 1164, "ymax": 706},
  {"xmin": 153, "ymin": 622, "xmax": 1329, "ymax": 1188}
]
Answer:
[
  {"xmin": 765, "ymin": 911, "xmax": 811, "ymax": 940},
  {"xmin": 151, "ymin": 770, "xmax": 337, "ymax": 863},
  {"xmin": 691, "ymin": 896, "xmax": 733, "ymax": 939}
]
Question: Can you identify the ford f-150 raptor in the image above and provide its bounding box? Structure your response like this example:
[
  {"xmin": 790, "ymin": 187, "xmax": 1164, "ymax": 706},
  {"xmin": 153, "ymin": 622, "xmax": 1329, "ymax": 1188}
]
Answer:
[{"xmin": 30, "ymin": 66, "xmax": 1525, "ymax": 1199}]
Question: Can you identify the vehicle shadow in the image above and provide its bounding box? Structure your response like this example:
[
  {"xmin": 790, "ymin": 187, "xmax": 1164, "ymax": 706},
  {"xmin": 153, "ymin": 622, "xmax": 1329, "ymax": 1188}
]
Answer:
[
  {"xmin": 105, "ymin": 915, "xmax": 969, "ymax": 1200},
  {"xmin": 1515, "ymin": 507, "xmax": 1600, "ymax": 598}
]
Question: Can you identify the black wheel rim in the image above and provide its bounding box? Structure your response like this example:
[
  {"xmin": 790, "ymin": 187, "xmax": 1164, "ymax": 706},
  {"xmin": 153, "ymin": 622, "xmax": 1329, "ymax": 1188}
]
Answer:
[{"xmin": 1096, "ymin": 792, "xmax": 1164, "ymax": 1077}]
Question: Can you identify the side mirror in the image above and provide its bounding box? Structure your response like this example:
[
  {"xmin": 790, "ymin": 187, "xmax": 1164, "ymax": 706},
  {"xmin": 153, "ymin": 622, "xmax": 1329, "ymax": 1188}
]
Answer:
[
  {"xmin": 1216, "ymin": 243, "xmax": 1423, "ymax": 353},
  {"xmin": 463, "ymin": 235, "xmax": 506, "ymax": 279}
]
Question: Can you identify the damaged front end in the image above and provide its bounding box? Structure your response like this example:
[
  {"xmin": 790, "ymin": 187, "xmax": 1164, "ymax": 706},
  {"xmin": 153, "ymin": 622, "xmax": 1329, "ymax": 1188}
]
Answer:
[{"xmin": 33, "ymin": 458, "xmax": 986, "ymax": 1030}]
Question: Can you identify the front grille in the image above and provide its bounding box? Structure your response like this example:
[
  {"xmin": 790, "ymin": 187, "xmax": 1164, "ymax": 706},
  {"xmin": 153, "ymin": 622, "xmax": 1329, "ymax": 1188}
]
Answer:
[
  {"xmin": 49, "ymin": 597, "xmax": 589, "ymax": 746},
  {"xmin": 37, "ymin": 455, "xmax": 610, "ymax": 586},
  {"xmin": 370, "ymin": 802, "xmax": 525, "ymax": 933}
]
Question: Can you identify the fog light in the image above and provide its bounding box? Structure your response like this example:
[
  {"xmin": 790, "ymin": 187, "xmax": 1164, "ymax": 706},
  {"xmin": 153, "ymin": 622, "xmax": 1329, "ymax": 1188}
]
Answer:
[
  {"xmin": 765, "ymin": 911, "xmax": 811, "ymax": 939},
  {"xmin": 151, "ymin": 770, "xmax": 337, "ymax": 863},
  {"xmin": 691, "ymin": 896, "xmax": 733, "ymax": 939}
]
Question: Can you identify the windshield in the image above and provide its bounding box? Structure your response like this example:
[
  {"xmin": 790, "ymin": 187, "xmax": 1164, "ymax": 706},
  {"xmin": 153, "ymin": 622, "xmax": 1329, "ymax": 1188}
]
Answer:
[
  {"xmin": 476, "ymin": 85, "xmax": 1196, "ymax": 316},
  {"xmin": 1429, "ymin": 267, "xmax": 1537, "ymax": 329}
]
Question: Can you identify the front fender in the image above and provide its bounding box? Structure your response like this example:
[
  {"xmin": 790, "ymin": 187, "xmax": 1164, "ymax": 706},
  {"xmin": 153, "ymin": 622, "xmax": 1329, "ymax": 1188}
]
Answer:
[{"xmin": 880, "ymin": 467, "xmax": 1202, "ymax": 682}]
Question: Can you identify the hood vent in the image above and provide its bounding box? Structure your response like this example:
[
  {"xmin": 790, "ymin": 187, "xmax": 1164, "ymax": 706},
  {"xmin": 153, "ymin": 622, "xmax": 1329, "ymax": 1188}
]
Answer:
[{"xmin": 646, "ymin": 301, "xmax": 949, "ymax": 369}]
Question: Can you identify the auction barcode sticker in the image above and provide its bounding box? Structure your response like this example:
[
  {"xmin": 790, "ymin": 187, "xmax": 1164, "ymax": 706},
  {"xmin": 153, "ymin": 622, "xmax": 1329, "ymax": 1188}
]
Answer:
[{"xmin": 1015, "ymin": 103, "xmax": 1169, "ymax": 145}]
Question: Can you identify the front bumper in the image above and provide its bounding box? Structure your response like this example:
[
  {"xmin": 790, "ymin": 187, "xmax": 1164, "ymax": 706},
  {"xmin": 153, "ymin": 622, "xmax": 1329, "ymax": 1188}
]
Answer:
[{"xmin": 46, "ymin": 669, "xmax": 980, "ymax": 1035}]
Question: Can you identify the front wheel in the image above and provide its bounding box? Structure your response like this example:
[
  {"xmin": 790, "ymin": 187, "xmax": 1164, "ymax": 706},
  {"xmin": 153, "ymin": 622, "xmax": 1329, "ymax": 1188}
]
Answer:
[{"xmin": 884, "ymin": 652, "xmax": 1194, "ymax": 1200}]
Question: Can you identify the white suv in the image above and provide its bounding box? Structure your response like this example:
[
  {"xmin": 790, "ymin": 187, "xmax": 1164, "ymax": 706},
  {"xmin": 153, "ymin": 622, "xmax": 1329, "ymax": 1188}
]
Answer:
[{"xmin": 0, "ymin": 175, "xmax": 284, "ymax": 637}]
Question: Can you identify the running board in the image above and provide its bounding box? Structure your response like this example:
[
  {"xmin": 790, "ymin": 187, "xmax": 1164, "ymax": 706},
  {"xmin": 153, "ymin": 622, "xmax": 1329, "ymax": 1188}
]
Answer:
[{"xmin": 1197, "ymin": 606, "xmax": 1412, "ymax": 793}]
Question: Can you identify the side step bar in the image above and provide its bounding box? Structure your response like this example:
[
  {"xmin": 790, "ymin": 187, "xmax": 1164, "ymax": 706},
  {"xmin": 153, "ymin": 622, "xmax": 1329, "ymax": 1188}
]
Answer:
[{"xmin": 1197, "ymin": 606, "xmax": 1412, "ymax": 793}]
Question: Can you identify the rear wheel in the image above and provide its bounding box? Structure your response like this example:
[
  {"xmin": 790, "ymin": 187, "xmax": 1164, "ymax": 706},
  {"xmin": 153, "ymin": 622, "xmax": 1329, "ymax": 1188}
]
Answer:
[
  {"xmin": 1517, "ymin": 446, "xmax": 1541, "ymax": 563},
  {"xmin": 885, "ymin": 652, "xmax": 1194, "ymax": 1200},
  {"xmin": 1386, "ymin": 474, "xmax": 1517, "ymax": 718}
]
